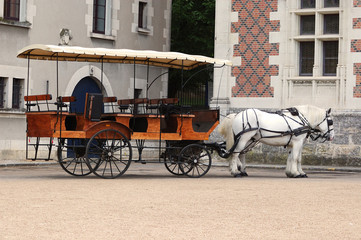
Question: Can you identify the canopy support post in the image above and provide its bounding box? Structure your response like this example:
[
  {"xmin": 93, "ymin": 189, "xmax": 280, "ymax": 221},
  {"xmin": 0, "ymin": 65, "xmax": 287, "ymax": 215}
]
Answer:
[
  {"xmin": 133, "ymin": 57, "xmax": 136, "ymax": 99},
  {"xmin": 26, "ymin": 55, "xmax": 30, "ymax": 100},
  {"xmin": 180, "ymin": 60, "xmax": 184, "ymax": 106},
  {"xmin": 101, "ymin": 58, "xmax": 104, "ymax": 95},
  {"xmin": 146, "ymin": 59, "xmax": 150, "ymax": 99},
  {"xmin": 56, "ymin": 53, "xmax": 59, "ymax": 99}
]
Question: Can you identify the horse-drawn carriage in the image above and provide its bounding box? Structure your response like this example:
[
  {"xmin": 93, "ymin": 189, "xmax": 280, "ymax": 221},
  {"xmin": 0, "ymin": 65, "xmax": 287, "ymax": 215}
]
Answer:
[
  {"xmin": 18, "ymin": 44, "xmax": 232, "ymax": 178},
  {"xmin": 18, "ymin": 45, "xmax": 334, "ymax": 179}
]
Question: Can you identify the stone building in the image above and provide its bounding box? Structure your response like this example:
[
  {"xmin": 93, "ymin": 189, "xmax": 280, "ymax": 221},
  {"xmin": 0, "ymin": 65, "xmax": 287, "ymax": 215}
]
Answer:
[
  {"xmin": 212, "ymin": 0, "xmax": 361, "ymax": 166},
  {"xmin": 0, "ymin": 0, "xmax": 172, "ymax": 160}
]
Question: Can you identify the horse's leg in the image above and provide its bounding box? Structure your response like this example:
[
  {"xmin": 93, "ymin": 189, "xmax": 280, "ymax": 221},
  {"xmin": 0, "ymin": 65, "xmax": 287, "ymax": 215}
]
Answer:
[
  {"xmin": 229, "ymin": 153, "xmax": 241, "ymax": 177},
  {"xmin": 285, "ymin": 150, "xmax": 292, "ymax": 177},
  {"xmin": 285, "ymin": 141, "xmax": 303, "ymax": 178},
  {"xmin": 237, "ymin": 153, "xmax": 248, "ymax": 176},
  {"xmin": 297, "ymin": 152, "xmax": 307, "ymax": 178},
  {"xmin": 229, "ymin": 131, "xmax": 256, "ymax": 177}
]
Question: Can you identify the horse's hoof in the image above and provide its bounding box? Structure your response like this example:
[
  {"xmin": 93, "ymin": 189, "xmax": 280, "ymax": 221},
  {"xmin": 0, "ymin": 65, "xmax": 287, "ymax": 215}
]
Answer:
[
  {"xmin": 233, "ymin": 173, "xmax": 243, "ymax": 178},
  {"xmin": 294, "ymin": 174, "xmax": 308, "ymax": 178},
  {"xmin": 240, "ymin": 172, "xmax": 248, "ymax": 177}
]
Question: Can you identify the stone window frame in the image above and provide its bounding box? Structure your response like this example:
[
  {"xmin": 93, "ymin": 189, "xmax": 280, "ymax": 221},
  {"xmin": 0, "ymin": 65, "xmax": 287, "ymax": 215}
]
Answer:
[
  {"xmin": 0, "ymin": 77, "xmax": 6, "ymax": 109},
  {"xmin": 132, "ymin": 0, "xmax": 154, "ymax": 36},
  {"xmin": 0, "ymin": 0, "xmax": 33, "ymax": 28},
  {"xmin": 87, "ymin": 0, "xmax": 118, "ymax": 41},
  {"xmin": 293, "ymin": 0, "xmax": 341, "ymax": 77}
]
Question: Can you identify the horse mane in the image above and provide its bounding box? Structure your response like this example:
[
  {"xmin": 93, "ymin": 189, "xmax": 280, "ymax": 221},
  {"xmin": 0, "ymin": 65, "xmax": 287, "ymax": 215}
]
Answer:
[{"xmin": 293, "ymin": 105, "xmax": 326, "ymax": 128}]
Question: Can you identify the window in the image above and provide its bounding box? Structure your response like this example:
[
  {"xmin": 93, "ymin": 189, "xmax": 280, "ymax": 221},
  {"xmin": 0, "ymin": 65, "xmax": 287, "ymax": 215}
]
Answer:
[
  {"xmin": 138, "ymin": 1, "xmax": 147, "ymax": 29},
  {"xmin": 323, "ymin": 41, "xmax": 338, "ymax": 76},
  {"xmin": 296, "ymin": 1, "xmax": 340, "ymax": 76},
  {"xmin": 0, "ymin": 77, "xmax": 5, "ymax": 108},
  {"xmin": 300, "ymin": 15, "xmax": 315, "ymax": 35},
  {"xmin": 12, "ymin": 78, "xmax": 22, "ymax": 109},
  {"xmin": 93, "ymin": 0, "xmax": 106, "ymax": 34},
  {"xmin": 301, "ymin": 0, "xmax": 315, "ymax": 9},
  {"xmin": 324, "ymin": 0, "xmax": 339, "ymax": 8},
  {"xmin": 300, "ymin": 42, "xmax": 315, "ymax": 76},
  {"xmin": 324, "ymin": 14, "xmax": 339, "ymax": 34},
  {"xmin": 4, "ymin": 0, "xmax": 20, "ymax": 21}
]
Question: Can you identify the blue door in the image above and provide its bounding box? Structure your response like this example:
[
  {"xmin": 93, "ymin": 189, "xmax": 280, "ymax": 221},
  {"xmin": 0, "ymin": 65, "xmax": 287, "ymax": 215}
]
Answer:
[
  {"xmin": 70, "ymin": 77, "xmax": 102, "ymax": 114},
  {"xmin": 67, "ymin": 77, "xmax": 102, "ymax": 158}
]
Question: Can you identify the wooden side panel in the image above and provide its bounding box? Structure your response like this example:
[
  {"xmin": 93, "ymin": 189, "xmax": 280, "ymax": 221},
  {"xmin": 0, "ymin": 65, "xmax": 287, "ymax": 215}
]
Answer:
[
  {"xmin": 53, "ymin": 131, "xmax": 86, "ymax": 138},
  {"xmin": 26, "ymin": 112, "xmax": 59, "ymax": 137},
  {"xmin": 84, "ymin": 121, "xmax": 131, "ymax": 139},
  {"xmin": 132, "ymin": 132, "xmax": 182, "ymax": 140}
]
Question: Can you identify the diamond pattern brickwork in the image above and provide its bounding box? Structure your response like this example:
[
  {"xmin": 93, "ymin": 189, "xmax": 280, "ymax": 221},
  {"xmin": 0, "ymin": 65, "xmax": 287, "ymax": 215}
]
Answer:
[
  {"xmin": 231, "ymin": 0, "xmax": 279, "ymax": 97},
  {"xmin": 353, "ymin": 2, "xmax": 361, "ymax": 97},
  {"xmin": 354, "ymin": 63, "xmax": 361, "ymax": 98},
  {"xmin": 354, "ymin": 0, "xmax": 361, "ymax": 7},
  {"xmin": 353, "ymin": 18, "xmax": 361, "ymax": 29},
  {"xmin": 351, "ymin": 39, "xmax": 361, "ymax": 52}
]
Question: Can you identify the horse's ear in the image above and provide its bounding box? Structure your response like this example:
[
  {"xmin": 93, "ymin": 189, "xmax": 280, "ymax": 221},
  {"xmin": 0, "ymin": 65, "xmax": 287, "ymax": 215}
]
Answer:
[{"xmin": 327, "ymin": 108, "xmax": 331, "ymax": 115}]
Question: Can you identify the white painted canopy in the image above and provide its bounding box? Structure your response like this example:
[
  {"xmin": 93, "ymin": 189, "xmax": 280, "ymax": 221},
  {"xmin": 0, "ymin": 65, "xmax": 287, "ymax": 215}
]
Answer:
[{"xmin": 17, "ymin": 44, "xmax": 232, "ymax": 70}]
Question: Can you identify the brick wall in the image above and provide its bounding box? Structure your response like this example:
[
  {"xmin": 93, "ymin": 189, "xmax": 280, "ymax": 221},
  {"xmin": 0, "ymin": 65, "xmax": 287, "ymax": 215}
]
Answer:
[
  {"xmin": 230, "ymin": 0, "xmax": 279, "ymax": 98},
  {"xmin": 353, "ymin": 2, "xmax": 361, "ymax": 97}
]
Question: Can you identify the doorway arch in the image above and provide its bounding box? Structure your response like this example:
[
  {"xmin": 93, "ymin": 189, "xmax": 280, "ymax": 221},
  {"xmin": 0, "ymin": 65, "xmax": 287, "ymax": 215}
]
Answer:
[
  {"xmin": 70, "ymin": 77, "xmax": 101, "ymax": 113},
  {"xmin": 65, "ymin": 65, "xmax": 114, "ymax": 113}
]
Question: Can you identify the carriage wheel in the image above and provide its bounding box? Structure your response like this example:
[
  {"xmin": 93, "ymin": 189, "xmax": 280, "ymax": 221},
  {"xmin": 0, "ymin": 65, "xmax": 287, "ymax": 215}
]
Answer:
[
  {"xmin": 85, "ymin": 129, "xmax": 132, "ymax": 179},
  {"xmin": 164, "ymin": 141, "xmax": 184, "ymax": 175},
  {"xmin": 164, "ymin": 159, "xmax": 183, "ymax": 175},
  {"xmin": 58, "ymin": 139, "xmax": 92, "ymax": 176},
  {"xmin": 178, "ymin": 144, "xmax": 212, "ymax": 178}
]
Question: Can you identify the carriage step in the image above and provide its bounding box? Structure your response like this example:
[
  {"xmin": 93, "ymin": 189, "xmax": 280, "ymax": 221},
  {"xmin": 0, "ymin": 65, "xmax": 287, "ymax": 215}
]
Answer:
[
  {"xmin": 135, "ymin": 160, "xmax": 147, "ymax": 164},
  {"xmin": 29, "ymin": 158, "xmax": 53, "ymax": 161}
]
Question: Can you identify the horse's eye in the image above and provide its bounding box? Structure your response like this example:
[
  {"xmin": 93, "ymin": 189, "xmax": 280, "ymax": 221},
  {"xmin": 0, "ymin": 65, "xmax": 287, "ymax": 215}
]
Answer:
[{"xmin": 327, "ymin": 119, "xmax": 333, "ymax": 126}]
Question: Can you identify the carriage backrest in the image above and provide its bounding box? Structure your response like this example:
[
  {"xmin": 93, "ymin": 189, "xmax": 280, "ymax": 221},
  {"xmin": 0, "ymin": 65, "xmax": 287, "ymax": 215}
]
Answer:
[
  {"xmin": 24, "ymin": 94, "xmax": 52, "ymax": 111},
  {"xmin": 84, "ymin": 93, "xmax": 103, "ymax": 121},
  {"xmin": 103, "ymin": 96, "xmax": 117, "ymax": 113}
]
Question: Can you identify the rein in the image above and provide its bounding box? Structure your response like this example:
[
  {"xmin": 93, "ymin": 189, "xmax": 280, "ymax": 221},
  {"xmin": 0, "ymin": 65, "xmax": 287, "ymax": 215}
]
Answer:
[{"xmin": 308, "ymin": 115, "xmax": 333, "ymax": 142}]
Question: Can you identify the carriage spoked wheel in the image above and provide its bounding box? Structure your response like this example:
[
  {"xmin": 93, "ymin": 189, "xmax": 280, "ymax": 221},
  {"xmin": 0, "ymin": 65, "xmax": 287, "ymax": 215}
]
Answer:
[
  {"xmin": 165, "ymin": 160, "xmax": 183, "ymax": 175},
  {"xmin": 85, "ymin": 129, "xmax": 132, "ymax": 179},
  {"xmin": 57, "ymin": 138, "xmax": 93, "ymax": 176},
  {"xmin": 164, "ymin": 141, "xmax": 184, "ymax": 176},
  {"xmin": 178, "ymin": 144, "xmax": 212, "ymax": 178}
]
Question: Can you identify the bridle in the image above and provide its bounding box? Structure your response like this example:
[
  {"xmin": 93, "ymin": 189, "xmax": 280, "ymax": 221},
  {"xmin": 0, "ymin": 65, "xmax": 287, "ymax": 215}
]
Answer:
[{"xmin": 309, "ymin": 113, "xmax": 334, "ymax": 142}]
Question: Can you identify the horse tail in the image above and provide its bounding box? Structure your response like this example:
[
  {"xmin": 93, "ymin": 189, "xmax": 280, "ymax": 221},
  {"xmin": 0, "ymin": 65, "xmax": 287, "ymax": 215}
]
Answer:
[{"xmin": 218, "ymin": 113, "xmax": 236, "ymax": 150}]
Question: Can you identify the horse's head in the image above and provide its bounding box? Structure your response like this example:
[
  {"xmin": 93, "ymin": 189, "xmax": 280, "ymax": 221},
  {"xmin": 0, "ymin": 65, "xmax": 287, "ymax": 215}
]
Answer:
[{"xmin": 312, "ymin": 108, "xmax": 334, "ymax": 141}]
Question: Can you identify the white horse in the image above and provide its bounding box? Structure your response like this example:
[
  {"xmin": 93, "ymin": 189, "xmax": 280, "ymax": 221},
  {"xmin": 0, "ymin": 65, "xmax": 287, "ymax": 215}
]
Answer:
[{"xmin": 218, "ymin": 105, "xmax": 335, "ymax": 178}]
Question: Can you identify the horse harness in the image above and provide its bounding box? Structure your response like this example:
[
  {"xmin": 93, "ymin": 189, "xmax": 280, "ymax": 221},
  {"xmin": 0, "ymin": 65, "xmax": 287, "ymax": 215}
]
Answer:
[{"xmin": 223, "ymin": 108, "xmax": 333, "ymax": 156}]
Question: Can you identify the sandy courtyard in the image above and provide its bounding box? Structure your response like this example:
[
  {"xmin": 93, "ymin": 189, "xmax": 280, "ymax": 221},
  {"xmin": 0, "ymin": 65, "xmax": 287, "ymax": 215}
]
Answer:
[{"xmin": 0, "ymin": 164, "xmax": 361, "ymax": 240}]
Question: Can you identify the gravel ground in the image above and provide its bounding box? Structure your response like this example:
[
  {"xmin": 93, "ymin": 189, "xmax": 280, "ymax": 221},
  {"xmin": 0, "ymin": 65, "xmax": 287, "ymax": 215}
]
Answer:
[{"xmin": 1, "ymin": 164, "xmax": 361, "ymax": 240}]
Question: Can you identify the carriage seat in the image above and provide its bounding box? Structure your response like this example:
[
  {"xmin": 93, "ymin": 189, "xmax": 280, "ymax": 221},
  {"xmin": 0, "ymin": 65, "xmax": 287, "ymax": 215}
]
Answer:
[
  {"xmin": 147, "ymin": 98, "xmax": 178, "ymax": 109},
  {"xmin": 24, "ymin": 94, "xmax": 52, "ymax": 112},
  {"xmin": 55, "ymin": 96, "xmax": 76, "ymax": 112},
  {"xmin": 103, "ymin": 96, "xmax": 117, "ymax": 114},
  {"xmin": 117, "ymin": 98, "xmax": 148, "ymax": 114}
]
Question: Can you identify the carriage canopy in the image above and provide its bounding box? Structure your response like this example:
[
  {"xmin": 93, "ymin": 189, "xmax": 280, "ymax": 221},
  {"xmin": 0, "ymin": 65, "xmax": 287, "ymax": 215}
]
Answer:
[{"xmin": 17, "ymin": 44, "xmax": 232, "ymax": 70}]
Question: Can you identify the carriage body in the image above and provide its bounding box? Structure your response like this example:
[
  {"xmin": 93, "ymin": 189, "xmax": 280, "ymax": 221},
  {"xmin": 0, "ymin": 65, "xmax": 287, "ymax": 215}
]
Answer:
[{"xmin": 19, "ymin": 44, "xmax": 229, "ymax": 178}]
